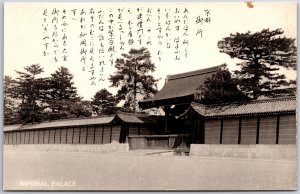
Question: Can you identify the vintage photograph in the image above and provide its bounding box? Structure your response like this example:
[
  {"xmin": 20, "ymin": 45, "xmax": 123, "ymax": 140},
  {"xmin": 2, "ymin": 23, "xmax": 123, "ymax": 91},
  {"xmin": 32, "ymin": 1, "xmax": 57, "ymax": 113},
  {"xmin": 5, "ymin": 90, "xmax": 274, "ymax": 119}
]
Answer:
[{"xmin": 3, "ymin": 2, "xmax": 297, "ymax": 190}]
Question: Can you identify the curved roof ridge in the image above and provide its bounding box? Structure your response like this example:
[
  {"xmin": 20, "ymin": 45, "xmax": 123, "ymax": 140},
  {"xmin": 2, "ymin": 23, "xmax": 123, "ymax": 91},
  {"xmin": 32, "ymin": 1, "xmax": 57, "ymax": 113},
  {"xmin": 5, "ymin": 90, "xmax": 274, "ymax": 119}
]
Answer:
[
  {"xmin": 4, "ymin": 114, "xmax": 116, "ymax": 128},
  {"xmin": 251, "ymin": 96, "xmax": 296, "ymax": 102},
  {"xmin": 190, "ymin": 97, "xmax": 296, "ymax": 117},
  {"xmin": 116, "ymin": 111, "xmax": 149, "ymax": 117},
  {"xmin": 192, "ymin": 96, "xmax": 296, "ymax": 107},
  {"xmin": 167, "ymin": 65, "xmax": 223, "ymax": 80},
  {"xmin": 25, "ymin": 114, "xmax": 115, "ymax": 125}
]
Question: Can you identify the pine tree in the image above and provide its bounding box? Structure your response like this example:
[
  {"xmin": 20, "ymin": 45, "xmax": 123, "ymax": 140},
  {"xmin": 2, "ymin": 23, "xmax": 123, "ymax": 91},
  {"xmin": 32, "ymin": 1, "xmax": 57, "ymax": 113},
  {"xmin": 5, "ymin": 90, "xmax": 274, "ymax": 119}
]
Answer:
[
  {"xmin": 45, "ymin": 66, "xmax": 80, "ymax": 120},
  {"xmin": 4, "ymin": 76, "xmax": 20, "ymax": 125},
  {"xmin": 199, "ymin": 65, "xmax": 249, "ymax": 104},
  {"xmin": 69, "ymin": 100, "xmax": 93, "ymax": 118},
  {"xmin": 218, "ymin": 28, "xmax": 296, "ymax": 99},
  {"xmin": 109, "ymin": 48, "xmax": 158, "ymax": 112},
  {"xmin": 91, "ymin": 89, "xmax": 118, "ymax": 115},
  {"xmin": 15, "ymin": 64, "xmax": 47, "ymax": 123}
]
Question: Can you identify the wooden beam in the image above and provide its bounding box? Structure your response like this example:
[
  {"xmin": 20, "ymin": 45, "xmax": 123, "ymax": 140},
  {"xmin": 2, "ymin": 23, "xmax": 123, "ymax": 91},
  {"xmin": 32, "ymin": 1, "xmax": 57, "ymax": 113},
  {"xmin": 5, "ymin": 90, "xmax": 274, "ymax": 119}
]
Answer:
[
  {"xmin": 33, "ymin": 130, "xmax": 35, "ymax": 144},
  {"xmin": 28, "ymin": 131, "xmax": 31, "ymax": 144},
  {"xmin": 15, "ymin": 132, "xmax": 17, "ymax": 144},
  {"xmin": 53, "ymin": 129, "xmax": 56, "ymax": 144},
  {"xmin": 220, "ymin": 119, "xmax": 223, "ymax": 144},
  {"xmin": 127, "ymin": 125, "xmax": 129, "ymax": 137},
  {"xmin": 138, "ymin": 126, "xmax": 140, "ymax": 136},
  {"xmin": 120, "ymin": 125, "xmax": 124, "ymax": 143},
  {"xmin": 37, "ymin": 130, "xmax": 39, "ymax": 144},
  {"xmin": 86, "ymin": 126, "xmax": 88, "ymax": 144},
  {"xmin": 66, "ymin": 128, "xmax": 68, "ymax": 143},
  {"xmin": 256, "ymin": 117, "xmax": 260, "ymax": 144},
  {"xmin": 238, "ymin": 118, "xmax": 242, "ymax": 144},
  {"xmin": 191, "ymin": 121, "xmax": 197, "ymax": 143},
  {"xmin": 48, "ymin": 130, "xmax": 50, "ymax": 144},
  {"xmin": 60, "ymin": 128, "xmax": 62, "ymax": 144},
  {"xmin": 11, "ymin": 131, "xmax": 15, "ymax": 144},
  {"xmin": 43, "ymin": 130, "xmax": 45, "ymax": 144},
  {"xmin": 4, "ymin": 133, "xmax": 6, "ymax": 145},
  {"xmin": 164, "ymin": 106, "xmax": 170, "ymax": 134},
  {"xmin": 101, "ymin": 126, "xmax": 104, "ymax": 144},
  {"xmin": 78, "ymin": 128, "xmax": 81, "ymax": 144},
  {"xmin": 110, "ymin": 125, "xmax": 113, "ymax": 143},
  {"xmin": 93, "ymin": 126, "xmax": 96, "ymax": 144},
  {"xmin": 276, "ymin": 115, "xmax": 280, "ymax": 144},
  {"xmin": 72, "ymin": 127, "xmax": 75, "ymax": 144},
  {"xmin": 202, "ymin": 118, "xmax": 205, "ymax": 144}
]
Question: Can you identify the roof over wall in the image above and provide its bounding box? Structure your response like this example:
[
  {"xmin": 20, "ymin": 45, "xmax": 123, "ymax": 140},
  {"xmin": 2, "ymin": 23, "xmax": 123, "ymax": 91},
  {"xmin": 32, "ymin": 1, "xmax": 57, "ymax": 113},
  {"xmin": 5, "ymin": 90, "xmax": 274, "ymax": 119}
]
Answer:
[
  {"xmin": 116, "ymin": 112, "xmax": 144, "ymax": 123},
  {"xmin": 4, "ymin": 113, "xmax": 164, "ymax": 132},
  {"xmin": 116, "ymin": 112, "xmax": 164, "ymax": 124},
  {"xmin": 139, "ymin": 65, "xmax": 223, "ymax": 109},
  {"xmin": 187, "ymin": 97, "xmax": 296, "ymax": 118},
  {"xmin": 3, "ymin": 124, "xmax": 22, "ymax": 132}
]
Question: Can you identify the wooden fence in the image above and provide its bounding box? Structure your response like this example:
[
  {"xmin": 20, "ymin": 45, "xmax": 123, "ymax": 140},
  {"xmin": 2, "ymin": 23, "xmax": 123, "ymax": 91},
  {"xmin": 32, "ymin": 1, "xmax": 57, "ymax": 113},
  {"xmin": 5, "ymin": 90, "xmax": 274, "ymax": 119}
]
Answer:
[
  {"xmin": 128, "ymin": 134, "xmax": 191, "ymax": 150},
  {"xmin": 204, "ymin": 114, "xmax": 296, "ymax": 144},
  {"xmin": 4, "ymin": 125, "xmax": 121, "ymax": 145}
]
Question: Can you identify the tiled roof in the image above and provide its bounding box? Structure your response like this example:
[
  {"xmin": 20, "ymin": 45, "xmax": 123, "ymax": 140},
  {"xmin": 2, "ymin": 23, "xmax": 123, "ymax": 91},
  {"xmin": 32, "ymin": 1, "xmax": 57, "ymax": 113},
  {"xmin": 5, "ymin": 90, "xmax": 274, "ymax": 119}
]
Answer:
[
  {"xmin": 4, "ymin": 116, "xmax": 115, "ymax": 132},
  {"xmin": 139, "ymin": 65, "xmax": 223, "ymax": 108},
  {"xmin": 116, "ymin": 112, "xmax": 164, "ymax": 124},
  {"xmin": 190, "ymin": 97, "xmax": 296, "ymax": 118},
  {"xmin": 3, "ymin": 124, "xmax": 22, "ymax": 132},
  {"xmin": 3, "ymin": 112, "xmax": 162, "ymax": 132},
  {"xmin": 117, "ymin": 113, "xmax": 143, "ymax": 123}
]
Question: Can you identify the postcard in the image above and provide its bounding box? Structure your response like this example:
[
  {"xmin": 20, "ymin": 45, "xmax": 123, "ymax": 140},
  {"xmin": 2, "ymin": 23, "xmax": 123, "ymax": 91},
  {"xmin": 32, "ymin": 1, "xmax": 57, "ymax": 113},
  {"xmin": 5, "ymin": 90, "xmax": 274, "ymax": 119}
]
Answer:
[{"xmin": 3, "ymin": 2, "xmax": 297, "ymax": 191}]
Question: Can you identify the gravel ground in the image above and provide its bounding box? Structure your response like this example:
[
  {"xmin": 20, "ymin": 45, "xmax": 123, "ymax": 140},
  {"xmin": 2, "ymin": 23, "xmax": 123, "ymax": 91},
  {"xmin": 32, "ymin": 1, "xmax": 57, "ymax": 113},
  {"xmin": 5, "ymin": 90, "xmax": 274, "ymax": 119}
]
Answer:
[{"xmin": 3, "ymin": 149, "xmax": 297, "ymax": 191}]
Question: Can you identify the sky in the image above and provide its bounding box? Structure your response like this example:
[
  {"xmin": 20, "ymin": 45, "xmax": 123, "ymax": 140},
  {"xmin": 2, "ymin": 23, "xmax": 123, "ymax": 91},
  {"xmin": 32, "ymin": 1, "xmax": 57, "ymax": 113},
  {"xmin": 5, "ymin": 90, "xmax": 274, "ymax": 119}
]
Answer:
[{"xmin": 4, "ymin": 2, "xmax": 297, "ymax": 100}]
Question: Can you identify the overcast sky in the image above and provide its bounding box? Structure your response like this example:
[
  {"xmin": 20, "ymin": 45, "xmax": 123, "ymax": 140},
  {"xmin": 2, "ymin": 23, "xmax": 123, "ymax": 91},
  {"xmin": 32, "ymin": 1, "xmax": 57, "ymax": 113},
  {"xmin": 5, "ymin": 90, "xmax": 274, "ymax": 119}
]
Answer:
[{"xmin": 4, "ymin": 2, "xmax": 297, "ymax": 100}]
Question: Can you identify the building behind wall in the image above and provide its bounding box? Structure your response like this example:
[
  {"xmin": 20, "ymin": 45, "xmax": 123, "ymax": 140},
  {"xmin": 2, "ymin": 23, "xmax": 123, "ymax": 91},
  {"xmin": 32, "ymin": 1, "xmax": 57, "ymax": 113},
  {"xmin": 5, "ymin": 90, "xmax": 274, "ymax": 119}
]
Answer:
[
  {"xmin": 180, "ymin": 97, "xmax": 296, "ymax": 145},
  {"xmin": 3, "ymin": 112, "xmax": 165, "ymax": 145},
  {"xmin": 139, "ymin": 65, "xmax": 297, "ymax": 146},
  {"xmin": 139, "ymin": 65, "xmax": 229, "ymax": 134},
  {"xmin": 5, "ymin": 64, "xmax": 296, "ymax": 147}
]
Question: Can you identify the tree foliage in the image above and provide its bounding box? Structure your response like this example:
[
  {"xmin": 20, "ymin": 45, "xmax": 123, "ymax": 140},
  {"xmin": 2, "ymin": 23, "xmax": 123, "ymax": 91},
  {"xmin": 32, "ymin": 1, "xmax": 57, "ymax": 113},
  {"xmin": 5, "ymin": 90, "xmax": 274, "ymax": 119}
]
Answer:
[
  {"xmin": 15, "ymin": 64, "xmax": 47, "ymax": 123},
  {"xmin": 218, "ymin": 28, "xmax": 297, "ymax": 99},
  {"xmin": 69, "ymin": 100, "xmax": 93, "ymax": 118},
  {"xmin": 199, "ymin": 65, "xmax": 249, "ymax": 104},
  {"xmin": 5, "ymin": 65, "xmax": 90, "ymax": 124},
  {"xmin": 4, "ymin": 76, "xmax": 20, "ymax": 125},
  {"xmin": 44, "ymin": 66, "xmax": 80, "ymax": 120},
  {"xmin": 91, "ymin": 89, "xmax": 118, "ymax": 115},
  {"xmin": 109, "ymin": 47, "xmax": 158, "ymax": 112}
]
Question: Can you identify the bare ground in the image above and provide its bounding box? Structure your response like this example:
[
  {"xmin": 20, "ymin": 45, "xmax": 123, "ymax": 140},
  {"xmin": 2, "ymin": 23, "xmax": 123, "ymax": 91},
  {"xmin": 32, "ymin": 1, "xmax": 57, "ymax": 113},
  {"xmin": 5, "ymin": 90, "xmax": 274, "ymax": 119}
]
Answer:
[{"xmin": 3, "ymin": 149, "xmax": 297, "ymax": 191}]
